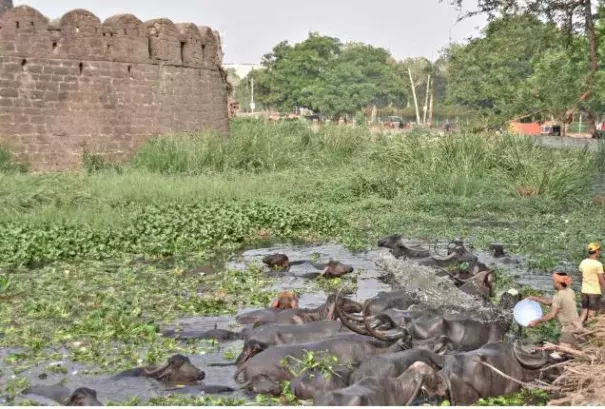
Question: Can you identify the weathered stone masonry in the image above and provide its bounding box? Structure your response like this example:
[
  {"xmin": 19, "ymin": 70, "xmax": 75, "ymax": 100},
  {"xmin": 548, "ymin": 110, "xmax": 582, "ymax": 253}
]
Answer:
[{"xmin": 0, "ymin": 5, "xmax": 230, "ymax": 171}]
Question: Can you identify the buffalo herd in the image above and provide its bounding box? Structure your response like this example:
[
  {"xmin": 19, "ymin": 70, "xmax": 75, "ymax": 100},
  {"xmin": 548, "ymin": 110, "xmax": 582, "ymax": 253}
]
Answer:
[{"xmin": 23, "ymin": 235, "xmax": 562, "ymax": 406}]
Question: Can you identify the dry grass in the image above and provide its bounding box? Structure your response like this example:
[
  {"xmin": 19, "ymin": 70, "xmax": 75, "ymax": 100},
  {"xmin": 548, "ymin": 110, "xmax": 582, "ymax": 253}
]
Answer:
[{"xmin": 543, "ymin": 315, "xmax": 605, "ymax": 405}]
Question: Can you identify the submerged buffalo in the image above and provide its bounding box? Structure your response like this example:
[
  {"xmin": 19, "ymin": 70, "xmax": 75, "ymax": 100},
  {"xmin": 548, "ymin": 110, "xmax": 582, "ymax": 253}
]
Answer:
[
  {"xmin": 271, "ymin": 290, "xmax": 299, "ymax": 309},
  {"xmin": 490, "ymin": 243, "xmax": 506, "ymax": 258},
  {"xmin": 363, "ymin": 289, "xmax": 419, "ymax": 316},
  {"xmin": 162, "ymin": 327, "xmax": 243, "ymax": 342},
  {"xmin": 262, "ymin": 254, "xmax": 354, "ymax": 277},
  {"xmin": 350, "ymin": 348, "xmax": 444, "ymax": 384},
  {"xmin": 234, "ymin": 333, "xmax": 407, "ymax": 395},
  {"xmin": 377, "ymin": 235, "xmax": 431, "ymax": 259},
  {"xmin": 314, "ymin": 363, "xmax": 432, "ymax": 406},
  {"xmin": 22, "ymin": 385, "xmax": 103, "ymax": 406},
  {"xmin": 235, "ymin": 321, "xmax": 351, "ymax": 366},
  {"xmin": 337, "ymin": 292, "xmax": 509, "ymax": 353},
  {"xmin": 113, "ymin": 354, "xmax": 205, "ymax": 386},
  {"xmin": 113, "ymin": 354, "xmax": 234, "ymax": 393},
  {"xmin": 289, "ymin": 365, "xmax": 353, "ymax": 400},
  {"xmin": 315, "ymin": 342, "xmax": 550, "ymax": 406},
  {"xmin": 235, "ymin": 293, "xmax": 362, "ymax": 326},
  {"xmin": 409, "ymin": 342, "xmax": 550, "ymax": 405}
]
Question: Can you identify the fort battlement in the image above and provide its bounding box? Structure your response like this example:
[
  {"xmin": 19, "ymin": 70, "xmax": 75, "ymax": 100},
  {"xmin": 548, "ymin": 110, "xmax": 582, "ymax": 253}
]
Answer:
[{"xmin": 0, "ymin": 5, "xmax": 230, "ymax": 170}]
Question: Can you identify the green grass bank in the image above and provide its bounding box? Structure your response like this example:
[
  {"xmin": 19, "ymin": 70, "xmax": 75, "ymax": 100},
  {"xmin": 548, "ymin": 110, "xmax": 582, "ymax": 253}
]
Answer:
[{"xmin": 1, "ymin": 118, "xmax": 604, "ymax": 267}]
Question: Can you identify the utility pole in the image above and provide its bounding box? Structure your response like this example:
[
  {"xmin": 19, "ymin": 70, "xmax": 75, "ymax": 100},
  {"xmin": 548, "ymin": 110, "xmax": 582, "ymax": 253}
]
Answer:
[{"xmin": 249, "ymin": 77, "xmax": 255, "ymax": 114}]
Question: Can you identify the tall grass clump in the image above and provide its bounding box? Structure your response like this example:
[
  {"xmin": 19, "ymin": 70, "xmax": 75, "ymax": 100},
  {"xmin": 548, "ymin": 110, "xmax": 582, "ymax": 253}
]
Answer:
[
  {"xmin": 365, "ymin": 132, "xmax": 593, "ymax": 203},
  {"xmin": 0, "ymin": 146, "xmax": 28, "ymax": 174},
  {"xmin": 131, "ymin": 118, "xmax": 371, "ymax": 174}
]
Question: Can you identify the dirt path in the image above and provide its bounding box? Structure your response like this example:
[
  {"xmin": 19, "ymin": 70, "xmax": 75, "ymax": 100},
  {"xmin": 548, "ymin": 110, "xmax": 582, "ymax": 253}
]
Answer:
[{"xmin": 531, "ymin": 135, "xmax": 601, "ymax": 151}]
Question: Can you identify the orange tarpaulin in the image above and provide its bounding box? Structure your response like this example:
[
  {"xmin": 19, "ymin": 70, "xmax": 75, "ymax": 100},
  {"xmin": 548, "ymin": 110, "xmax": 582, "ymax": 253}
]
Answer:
[{"xmin": 508, "ymin": 121, "xmax": 542, "ymax": 135}]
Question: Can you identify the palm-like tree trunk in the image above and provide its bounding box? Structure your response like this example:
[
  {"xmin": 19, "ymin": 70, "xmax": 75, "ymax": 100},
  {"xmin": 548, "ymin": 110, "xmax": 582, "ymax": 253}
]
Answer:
[{"xmin": 408, "ymin": 68, "xmax": 421, "ymax": 125}]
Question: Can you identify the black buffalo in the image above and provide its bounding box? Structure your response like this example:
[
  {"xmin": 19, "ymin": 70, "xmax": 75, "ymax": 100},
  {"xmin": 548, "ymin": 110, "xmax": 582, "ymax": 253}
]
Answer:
[
  {"xmin": 234, "ymin": 333, "xmax": 407, "ymax": 395},
  {"xmin": 22, "ymin": 385, "xmax": 103, "ymax": 406},
  {"xmin": 235, "ymin": 321, "xmax": 351, "ymax": 366},
  {"xmin": 235, "ymin": 293, "xmax": 362, "ymax": 326}
]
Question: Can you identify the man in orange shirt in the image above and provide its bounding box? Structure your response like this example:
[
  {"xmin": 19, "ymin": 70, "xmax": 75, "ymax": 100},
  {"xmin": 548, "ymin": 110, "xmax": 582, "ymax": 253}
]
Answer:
[{"xmin": 579, "ymin": 242, "xmax": 605, "ymax": 323}]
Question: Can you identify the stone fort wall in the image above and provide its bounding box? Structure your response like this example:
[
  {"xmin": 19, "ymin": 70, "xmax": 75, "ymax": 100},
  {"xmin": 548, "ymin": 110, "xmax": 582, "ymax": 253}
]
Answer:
[{"xmin": 0, "ymin": 5, "xmax": 230, "ymax": 171}]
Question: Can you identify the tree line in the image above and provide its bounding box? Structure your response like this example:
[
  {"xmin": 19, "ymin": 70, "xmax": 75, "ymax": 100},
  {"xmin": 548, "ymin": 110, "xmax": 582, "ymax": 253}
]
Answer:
[{"xmin": 229, "ymin": 0, "xmax": 605, "ymax": 135}]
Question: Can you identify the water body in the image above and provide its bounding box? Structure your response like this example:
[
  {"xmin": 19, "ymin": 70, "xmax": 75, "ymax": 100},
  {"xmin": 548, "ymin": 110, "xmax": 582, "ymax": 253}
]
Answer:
[{"xmin": 3, "ymin": 240, "xmax": 558, "ymax": 405}]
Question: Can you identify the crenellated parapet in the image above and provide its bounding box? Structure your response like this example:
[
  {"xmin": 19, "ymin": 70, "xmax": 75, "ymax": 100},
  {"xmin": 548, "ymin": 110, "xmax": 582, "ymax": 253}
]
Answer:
[
  {"xmin": 0, "ymin": 5, "xmax": 229, "ymax": 171},
  {"xmin": 0, "ymin": 5, "xmax": 223, "ymax": 68}
]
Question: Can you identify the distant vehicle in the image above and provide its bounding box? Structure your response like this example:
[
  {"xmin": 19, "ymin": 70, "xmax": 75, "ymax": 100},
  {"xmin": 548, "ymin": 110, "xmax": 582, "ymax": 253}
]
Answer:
[
  {"xmin": 540, "ymin": 122, "xmax": 561, "ymax": 137},
  {"xmin": 383, "ymin": 116, "xmax": 405, "ymax": 129},
  {"xmin": 305, "ymin": 113, "xmax": 322, "ymax": 121}
]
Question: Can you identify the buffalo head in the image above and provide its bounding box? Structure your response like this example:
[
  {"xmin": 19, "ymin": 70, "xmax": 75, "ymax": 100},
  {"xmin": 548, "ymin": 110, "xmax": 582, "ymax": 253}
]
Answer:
[
  {"xmin": 458, "ymin": 269, "xmax": 495, "ymax": 299},
  {"xmin": 325, "ymin": 292, "xmax": 363, "ymax": 321},
  {"xmin": 334, "ymin": 289, "xmax": 412, "ymax": 345},
  {"xmin": 271, "ymin": 290, "xmax": 299, "ymax": 309},
  {"xmin": 498, "ymin": 289, "xmax": 522, "ymax": 310},
  {"xmin": 144, "ymin": 354, "xmax": 206, "ymax": 385},
  {"xmin": 321, "ymin": 261, "xmax": 354, "ymax": 278},
  {"xmin": 313, "ymin": 362, "xmax": 443, "ymax": 406},
  {"xmin": 378, "ymin": 234, "xmax": 403, "ymax": 250},
  {"xmin": 490, "ymin": 243, "xmax": 506, "ymax": 258},
  {"xmin": 407, "ymin": 361, "xmax": 451, "ymax": 404},
  {"xmin": 235, "ymin": 339, "xmax": 269, "ymax": 367},
  {"xmin": 512, "ymin": 342, "xmax": 550, "ymax": 370},
  {"xmin": 66, "ymin": 388, "xmax": 103, "ymax": 406},
  {"xmin": 262, "ymin": 254, "xmax": 290, "ymax": 271}
]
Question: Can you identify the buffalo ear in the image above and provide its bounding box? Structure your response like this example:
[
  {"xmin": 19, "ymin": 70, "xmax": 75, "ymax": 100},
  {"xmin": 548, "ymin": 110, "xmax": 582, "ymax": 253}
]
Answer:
[{"xmin": 271, "ymin": 299, "xmax": 279, "ymax": 308}]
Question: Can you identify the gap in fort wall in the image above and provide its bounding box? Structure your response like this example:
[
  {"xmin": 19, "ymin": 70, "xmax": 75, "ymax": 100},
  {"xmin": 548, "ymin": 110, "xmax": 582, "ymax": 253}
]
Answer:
[{"xmin": 0, "ymin": 5, "xmax": 230, "ymax": 171}]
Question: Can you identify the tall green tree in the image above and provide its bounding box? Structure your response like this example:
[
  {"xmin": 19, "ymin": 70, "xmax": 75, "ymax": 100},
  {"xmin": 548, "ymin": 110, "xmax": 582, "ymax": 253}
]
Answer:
[
  {"xmin": 251, "ymin": 34, "xmax": 408, "ymax": 118},
  {"xmin": 254, "ymin": 33, "xmax": 342, "ymax": 112},
  {"xmin": 444, "ymin": 14, "xmax": 564, "ymax": 126},
  {"xmin": 441, "ymin": 0, "xmax": 601, "ymax": 135}
]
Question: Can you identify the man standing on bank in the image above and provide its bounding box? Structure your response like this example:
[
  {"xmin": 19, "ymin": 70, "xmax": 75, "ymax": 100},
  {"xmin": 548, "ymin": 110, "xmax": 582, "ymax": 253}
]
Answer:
[{"xmin": 579, "ymin": 242, "xmax": 605, "ymax": 323}]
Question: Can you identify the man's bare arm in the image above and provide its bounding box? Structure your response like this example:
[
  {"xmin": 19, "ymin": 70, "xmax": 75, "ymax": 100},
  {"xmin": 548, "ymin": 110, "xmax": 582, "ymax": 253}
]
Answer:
[{"xmin": 528, "ymin": 296, "xmax": 552, "ymax": 306}]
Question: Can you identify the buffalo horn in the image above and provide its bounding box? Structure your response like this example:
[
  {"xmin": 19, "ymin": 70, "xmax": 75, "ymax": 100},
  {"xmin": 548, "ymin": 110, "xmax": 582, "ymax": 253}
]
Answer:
[
  {"xmin": 512, "ymin": 341, "xmax": 549, "ymax": 369},
  {"xmin": 363, "ymin": 299, "xmax": 409, "ymax": 341}
]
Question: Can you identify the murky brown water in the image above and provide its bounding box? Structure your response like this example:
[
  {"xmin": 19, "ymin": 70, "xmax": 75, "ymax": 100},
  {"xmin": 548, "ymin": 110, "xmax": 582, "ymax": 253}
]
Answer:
[{"xmin": 3, "ymin": 240, "xmax": 558, "ymax": 405}]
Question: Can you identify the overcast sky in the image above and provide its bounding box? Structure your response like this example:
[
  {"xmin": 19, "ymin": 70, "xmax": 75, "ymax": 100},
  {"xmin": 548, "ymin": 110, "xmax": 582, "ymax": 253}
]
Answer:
[{"xmin": 15, "ymin": 0, "xmax": 486, "ymax": 64}]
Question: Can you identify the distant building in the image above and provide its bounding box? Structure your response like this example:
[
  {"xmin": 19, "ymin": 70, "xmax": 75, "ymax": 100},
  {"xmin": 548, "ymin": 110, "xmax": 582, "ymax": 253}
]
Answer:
[{"xmin": 223, "ymin": 63, "xmax": 262, "ymax": 79}]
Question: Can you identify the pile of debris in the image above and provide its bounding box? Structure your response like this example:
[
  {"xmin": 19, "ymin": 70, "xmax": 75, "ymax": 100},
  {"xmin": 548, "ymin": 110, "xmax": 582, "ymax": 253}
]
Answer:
[{"xmin": 543, "ymin": 315, "xmax": 605, "ymax": 405}]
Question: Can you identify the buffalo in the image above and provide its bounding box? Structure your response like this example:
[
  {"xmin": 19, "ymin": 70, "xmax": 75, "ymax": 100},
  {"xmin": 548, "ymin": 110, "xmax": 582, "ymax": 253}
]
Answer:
[
  {"xmin": 113, "ymin": 354, "xmax": 205, "ymax": 386},
  {"xmin": 349, "ymin": 348, "xmax": 444, "ymax": 384},
  {"xmin": 315, "ymin": 342, "xmax": 550, "ymax": 406},
  {"xmin": 162, "ymin": 327, "xmax": 243, "ymax": 342},
  {"xmin": 235, "ymin": 292, "xmax": 362, "ymax": 326},
  {"xmin": 289, "ymin": 365, "xmax": 353, "ymax": 400},
  {"xmin": 377, "ymin": 235, "xmax": 431, "ymax": 259},
  {"xmin": 337, "ymin": 292, "xmax": 509, "ymax": 353},
  {"xmin": 235, "ymin": 321, "xmax": 351, "ymax": 366},
  {"xmin": 490, "ymin": 243, "xmax": 506, "ymax": 258},
  {"xmin": 271, "ymin": 290, "xmax": 299, "ymax": 309},
  {"xmin": 363, "ymin": 289, "xmax": 419, "ymax": 316},
  {"xmin": 407, "ymin": 342, "xmax": 550, "ymax": 405},
  {"xmin": 234, "ymin": 333, "xmax": 407, "ymax": 395},
  {"xmin": 262, "ymin": 254, "xmax": 354, "ymax": 277},
  {"xmin": 22, "ymin": 385, "xmax": 103, "ymax": 406},
  {"xmin": 314, "ymin": 364, "xmax": 433, "ymax": 406}
]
